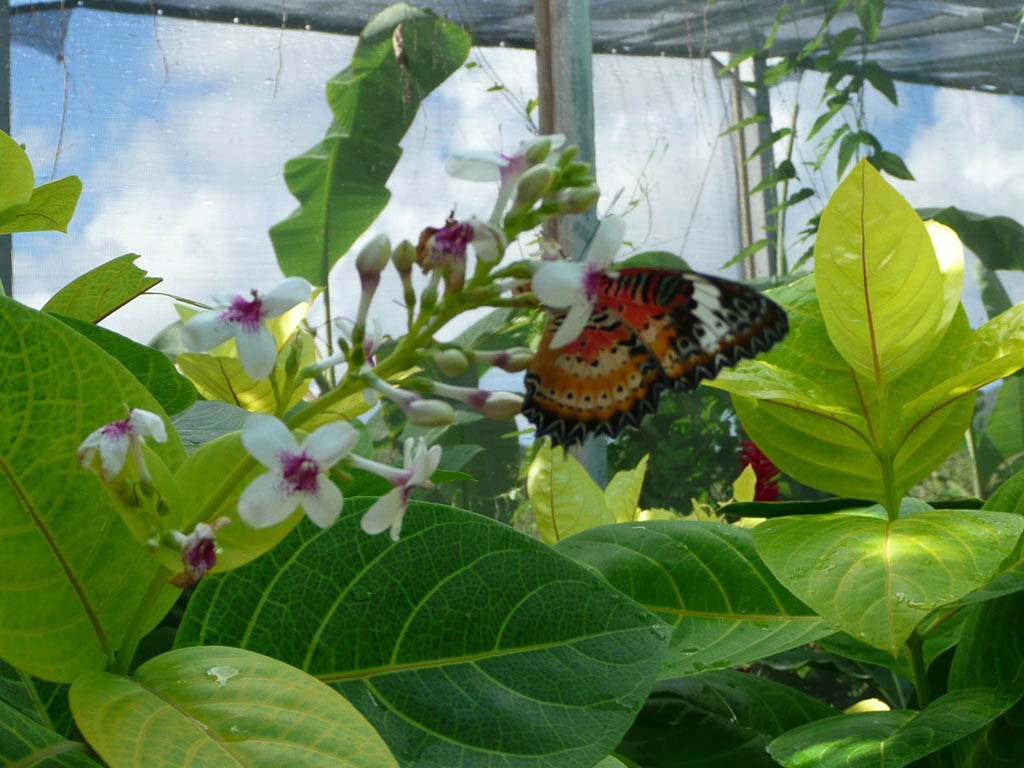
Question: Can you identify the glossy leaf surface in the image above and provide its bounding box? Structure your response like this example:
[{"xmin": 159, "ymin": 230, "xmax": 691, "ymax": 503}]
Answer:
[
  {"xmin": 753, "ymin": 508, "xmax": 1023, "ymax": 654},
  {"xmin": 176, "ymin": 501, "xmax": 669, "ymax": 768},
  {"xmin": 556, "ymin": 520, "xmax": 830, "ymax": 678},
  {"xmin": 0, "ymin": 698, "xmax": 98, "ymax": 767},
  {"xmin": 70, "ymin": 645, "xmax": 396, "ymax": 768},
  {"xmin": 769, "ymin": 687, "xmax": 1022, "ymax": 768},
  {"xmin": 0, "ymin": 297, "xmax": 181, "ymax": 681}
]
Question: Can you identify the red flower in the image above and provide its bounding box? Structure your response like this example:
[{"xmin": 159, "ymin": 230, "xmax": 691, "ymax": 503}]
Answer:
[{"xmin": 739, "ymin": 441, "xmax": 780, "ymax": 501}]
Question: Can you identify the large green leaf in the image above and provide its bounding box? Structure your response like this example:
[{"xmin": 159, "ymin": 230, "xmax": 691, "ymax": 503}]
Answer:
[
  {"xmin": 269, "ymin": 5, "xmax": 471, "ymax": 284},
  {"xmin": 172, "ymin": 400, "xmax": 249, "ymax": 453},
  {"xmin": 711, "ymin": 277, "xmax": 977, "ymax": 502},
  {"xmin": 616, "ymin": 671, "xmax": 835, "ymax": 768},
  {"xmin": 0, "ymin": 297, "xmax": 182, "ymax": 681},
  {"xmin": 176, "ymin": 501, "xmax": 669, "ymax": 768},
  {"xmin": 52, "ymin": 314, "xmax": 197, "ymax": 416},
  {"xmin": 555, "ymin": 521, "xmax": 830, "ymax": 678},
  {"xmin": 42, "ymin": 254, "xmax": 160, "ymax": 323},
  {"xmin": 768, "ymin": 687, "xmax": 1023, "ymax": 768},
  {"xmin": 949, "ymin": 591, "xmax": 1024, "ymax": 765},
  {"xmin": 0, "ymin": 698, "xmax": 99, "ymax": 767},
  {"xmin": 815, "ymin": 158, "xmax": 942, "ymax": 385},
  {"xmin": 0, "ymin": 176, "xmax": 82, "ymax": 235},
  {"xmin": 752, "ymin": 507, "xmax": 1023, "ymax": 654},
  {"xmin": 70, "ymin": 645, "xmax": 396, "ymax": 768}
]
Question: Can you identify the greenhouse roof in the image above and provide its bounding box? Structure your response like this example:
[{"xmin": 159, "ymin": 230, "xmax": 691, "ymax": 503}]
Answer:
[{"xmin": 13, "ymin": 1, "xmax": 1024, "ymax": 95}]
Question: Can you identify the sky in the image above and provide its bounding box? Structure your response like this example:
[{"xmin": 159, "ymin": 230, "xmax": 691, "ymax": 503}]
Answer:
[{"xmin": 11, "ymin": 8, "xmax": 1024, "ymax": 362}]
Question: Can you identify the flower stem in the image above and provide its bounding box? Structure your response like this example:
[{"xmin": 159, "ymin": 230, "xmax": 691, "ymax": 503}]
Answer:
[
  {"xmin": 906, "ymin": 631, "xmax": 954, "ymax": 768},
  {"xmin": 110, "ymin": 566, "xmax": 173, "ymax": 675}
]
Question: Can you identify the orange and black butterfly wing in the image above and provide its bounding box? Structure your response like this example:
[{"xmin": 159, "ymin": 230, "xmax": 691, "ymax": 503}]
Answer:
[{"xmin": 522, "ymin": 268, "xmax": 788, "ymax": 447}]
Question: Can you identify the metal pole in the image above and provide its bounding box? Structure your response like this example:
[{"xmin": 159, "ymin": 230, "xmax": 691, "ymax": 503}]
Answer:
[{"xmin": 534, "ymin": 0, "xmax": 606, "ymax": 486}]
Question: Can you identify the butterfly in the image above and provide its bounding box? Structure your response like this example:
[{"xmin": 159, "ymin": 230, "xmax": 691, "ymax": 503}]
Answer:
[{"xmin": 521, "ymin": 268, "xmax": 788, "ymax": 447}]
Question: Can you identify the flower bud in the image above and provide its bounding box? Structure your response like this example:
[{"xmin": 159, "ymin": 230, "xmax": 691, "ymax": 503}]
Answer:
[
  {"xmin": 556, "ymin": 184, "xmax": 600, "ymax": 214},
  {"xmin": 480, "ymin": 391, "xmax": 523, "ymax": 421},
  {"xmin": 513, "ymin": 164, "xmax": 556, "ymax": 210},
  {"xmin": 524, "ymin": 135, "xmax": 555, "ymax": 165},
  {"xmin": 392, "ymin": 240, "xmax": 416, "ymax": 275},
  {"xmin": 475, "ymin": 347, "xmax": 534, "ymax": 372},
  {"xmin": 471, "ymin": 218, "xmax": 506, "ymax": 265},
  {"xmin": 407, "ymin": 399, "xmax": 457, "ymax": 427},
  {"xmin": 435, "ymin": 348, "xmax": 469, "ymax": 378},
  {"xmin": 356, "ymin": 234, "xmax": 392, "ymax": 278}
]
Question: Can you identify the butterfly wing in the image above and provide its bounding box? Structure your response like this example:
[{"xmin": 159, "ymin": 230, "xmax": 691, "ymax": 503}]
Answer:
[{"xmin": 522, "ymin": 268, "xmax": 788, "ymax": 447}]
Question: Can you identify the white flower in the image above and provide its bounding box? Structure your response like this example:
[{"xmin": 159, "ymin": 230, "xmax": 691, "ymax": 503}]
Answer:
[
  {"xmin": 446, "ymin": 134, "xmax": 565, "ymax": 184},
  {"xmin": 532, "ymin": 215, "xmax": 625, "ymax": 349},
  {"xmin": 77, "ymin": 407, "xmax": 167, "ymax": 482},
  {"xmin": 238, "ymin": 414, "xmax": 357, "ymax": 529},
  {"xmin": 353, "ymin": 438, "xmax": 442, "ymax": 541},
  {"xmin": 182, "ymin": 277, "xmax": 311, "ymax": 380}
]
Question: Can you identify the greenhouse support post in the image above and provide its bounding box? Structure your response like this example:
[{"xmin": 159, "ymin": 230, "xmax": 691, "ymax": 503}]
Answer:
[{"xmin": 534, "ymin": 0, "xmax": 606, "ymax": 486}]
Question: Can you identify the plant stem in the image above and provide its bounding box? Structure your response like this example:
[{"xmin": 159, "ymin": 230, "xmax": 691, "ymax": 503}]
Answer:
[
  {"xmin": 110, "ymin": 567, "xmax": 173, "ymax": 675},
  {"xmin": 965, "ymin": 424, "xmax": 982, "ymax": 497},
  {"xmin": 776, "ymin": 103, "xmax": 799, "ymax": 277},
  {"xmin": 906, "ymin": 632, "xmax": 954, "ymax": 768}
]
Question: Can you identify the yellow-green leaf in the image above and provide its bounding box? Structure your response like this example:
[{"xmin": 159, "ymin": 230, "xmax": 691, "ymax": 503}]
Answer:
[
  {"xmin": 44, "ymin": 254, "xmax": 161, "ymax": 323},
  {"xmin": 605, "ymin": 454, "xmax": 649, "ymax": 523},
  {"xmin": 70, "ymin": 646, "xmax": 397, "ymax": 768},
  {"xmin": 924, "ymin": 219, "xmax": 964, "ymax": 345},
  {"xmin": 0, "ymin": 130, "xmax": 34, "ymax": 218},
  {"xmin": 733, "ymin": 464, "xmax": 757, "ymax": 503},
  {"xmin": 815, "ymin": 159, "xmax": 943, "ymax": 386},
  {"xmin": 528, "ymin": 444, "xmax": 613, "ymax": 544}
]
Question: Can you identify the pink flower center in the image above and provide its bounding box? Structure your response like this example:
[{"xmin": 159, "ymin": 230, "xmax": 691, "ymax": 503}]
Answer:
[
  {"xmin": 280, "ymin": 451, "xmax": 321, "ymax": 495},
  {"xmin": 100, "ymin": 420, "xmax": 132, "ymax": 438},
  {"xmin": 221, "ymin": 289, "xmax": 264, "ymax": 332},
  {"xmin": 184, "ymin": 537, "xmax": 217, "ymax": 577},
  {"xmin": 583, "ymin": 262, "xmax": 605, "ymax": 301}
]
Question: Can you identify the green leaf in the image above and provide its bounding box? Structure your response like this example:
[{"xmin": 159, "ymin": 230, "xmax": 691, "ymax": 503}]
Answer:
[
  {"xmin": 0, "ymin": 297, "xmax": 182, "ymax": 681},
  {"xmin": 720, "ymin": 238, "xmax": 771, "ymax": 269},
  {"xmin": 617, "ymin": 671, "xmax": 834, "ymax": 768},
  {"xmin": 949, "ymin": 591, "xmax": 1024, "ymax": 765},
  {"xmin": 269, "ymin": 6, "xmax": 471, "ymax": 284},
  {"xmin": 725, "ymin": 497, "xmax": 875, "ymax": 518},
  {"xmin": 710, "ymin": 278, "xmax": 977, "ymax": 501},
  {"xmin": 0, "ymin": 130, "xmax": 34, "ymax": 218},
  {"xmin": 863, "ymin": 61, "xmax": 898, "ymax": 104},
  {"xmin": 835, "ymin": 131, "xmax": 860, "ymax": 180},
  {"xmin": 0, "ymin": 698, "xmax": 99, "ymax": 767},
  {"xmin": 528, "ymin": 443, "xmax": 615, "ymax": 544},
  {"xmin": 0, "ymin": 658, "xmax": 74, "ymax": 737},
  {"xmin": 905, "ymin": 301, "xmax": 1024, "ymax": 427},
  {"xmin": 749, "ymin": 159, "xmax": 795, "ymax": 195},
  {"xmin": 718, "ymin": 112, "xmax": 766, "ymax": 137},
  {"xmin": 976, "ymin": 261, "xmax": 1013, "ymax": 320},
  {"xmin": 615, "ymin": 251, "xmax": 691, "ymax": 271},
  {"xmin": 855, "ymin": 0, "xmax": 884, "ymax": 41},
  {"xmin": 816, "ymin": 158, "xmax": 941, "ymax": 385},
  {"xmin": 718, "ymin": 48, "xmax": 758, "ymax": 75},
  {"xmin": 762, "ymin": 58, "xmax": 796, "ymax": 86},
  {"xmin": 918, "ymin": 206, "xmax": 1024, "ymax": 272},
  {"xmin": 171, "ymin": 400, "xmax": 248, "ymax": 453},
  {"xmin": 869, "ymin": 150, "xmax": 914, "ymax": 180},
  {"xmin": 176, "ymin": 502, "xmax": 669, "ymax": 768},
  {"xmin": 744, "ymin": 128, "xmax": 792, "ymax": 165},
  {"xmin": 0, "ymin": 176, "xmax": 82, "ymax": 235},
  {"xmin": 555, "ymin": 521, "xmax": 830, "ymax": 678},
  {"xmin": 604, "ymin": 455, "xmax": 648, "ymax": 523},
  {"xmin": 752, "ymin": 508, "xmax": 1023, "ymax": 654},
  {"xmin": 42, "ymin": 254, "xmax": 160, "ymax": 323},
  {"xmin": 767, "ymin": 187, "xmax": 814, "ymax": 217},
  {"xmin": 70, "ymin": 645, "xmax": 397, "ymax": 768},
  {"xmin": 769, "ymin": 687, "xmax": 1022, "ymax": 768},
  {"xmin": 51, "ymin": 314, "xmax": 197, "ymax": 416},
  {"xmin": 977, "ymin": 378, "xmax": 1024, "ymax": 488}
]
